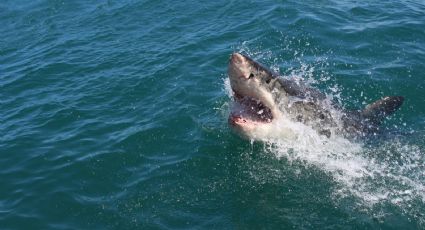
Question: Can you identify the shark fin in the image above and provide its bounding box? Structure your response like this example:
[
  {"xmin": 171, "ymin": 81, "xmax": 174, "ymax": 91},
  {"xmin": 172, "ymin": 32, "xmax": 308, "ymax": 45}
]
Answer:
[{"xmin": 361, "ymin": 96, "xmax": 404, "ymax": 124}]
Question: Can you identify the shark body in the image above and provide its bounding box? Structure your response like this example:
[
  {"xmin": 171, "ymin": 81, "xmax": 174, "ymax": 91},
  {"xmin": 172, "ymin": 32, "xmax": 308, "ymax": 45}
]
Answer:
[{"xmin": 227, "ymin": 53, "xmax": 404, "ymax": 139}]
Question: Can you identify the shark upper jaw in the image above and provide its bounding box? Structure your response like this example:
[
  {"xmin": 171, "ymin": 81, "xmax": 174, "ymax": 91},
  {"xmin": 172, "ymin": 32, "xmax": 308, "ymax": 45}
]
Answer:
[{"xmin": 227, "ymin": 53, "xmax": 281, "ymax": 131}]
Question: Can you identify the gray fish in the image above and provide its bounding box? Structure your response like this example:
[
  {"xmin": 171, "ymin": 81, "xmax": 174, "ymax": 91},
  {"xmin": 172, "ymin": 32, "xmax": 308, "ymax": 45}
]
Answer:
[{"xmin": 227, "ymin": 53, "xmax": 404, "ymax": 139}]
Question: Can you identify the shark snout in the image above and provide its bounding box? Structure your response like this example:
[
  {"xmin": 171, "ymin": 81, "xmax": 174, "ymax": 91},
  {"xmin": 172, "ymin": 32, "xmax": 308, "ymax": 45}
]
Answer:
[
  {"xmin": 229, "ymin": 53, "xmax": 251, "ymax": 79},
  {"xmin": 230, "ymin": 53, "xmax": 245, "ymax": 64}
]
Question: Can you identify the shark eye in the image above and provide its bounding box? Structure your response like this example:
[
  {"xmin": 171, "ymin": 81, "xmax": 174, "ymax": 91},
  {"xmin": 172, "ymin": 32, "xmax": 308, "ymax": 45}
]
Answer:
[{"xmin": 248, "ymin": 73, "xmax": 254, "ymax": 79}]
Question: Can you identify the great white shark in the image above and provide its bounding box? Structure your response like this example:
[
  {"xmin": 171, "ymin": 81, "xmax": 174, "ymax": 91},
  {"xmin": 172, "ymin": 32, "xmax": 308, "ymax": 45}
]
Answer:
[{"xmin": 227, "ymin": 52, "xmax": 404, "ymax": 139}]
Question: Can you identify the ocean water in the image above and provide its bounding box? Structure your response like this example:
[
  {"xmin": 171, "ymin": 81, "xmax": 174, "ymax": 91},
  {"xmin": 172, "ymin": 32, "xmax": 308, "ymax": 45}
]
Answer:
[{"xmin": 1, "ymin": 0, "xmax": 425, "ymax": 229}]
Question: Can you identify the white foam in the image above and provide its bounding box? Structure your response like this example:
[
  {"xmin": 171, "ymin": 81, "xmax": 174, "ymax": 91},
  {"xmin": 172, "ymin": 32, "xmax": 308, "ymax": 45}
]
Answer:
[
  {"xmin": 223, "ymin": 77, "xmax": 232, "ymax": 98},
  {"xmin": 233, "ymin": 92, "xmax": 425, "ymax": 222}
]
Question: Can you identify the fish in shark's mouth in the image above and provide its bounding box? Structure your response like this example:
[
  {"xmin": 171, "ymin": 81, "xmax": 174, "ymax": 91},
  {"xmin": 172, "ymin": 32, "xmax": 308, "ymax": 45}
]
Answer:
[{"xmin": 227, "ymin": 52, "xmax": 404, "ymax": 139}]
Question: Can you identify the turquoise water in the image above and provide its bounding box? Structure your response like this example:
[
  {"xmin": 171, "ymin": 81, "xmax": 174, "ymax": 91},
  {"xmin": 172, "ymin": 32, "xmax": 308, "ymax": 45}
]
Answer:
[{"xmin": 1, "ymin": 0, "xmax": 425, "ymax": 229}]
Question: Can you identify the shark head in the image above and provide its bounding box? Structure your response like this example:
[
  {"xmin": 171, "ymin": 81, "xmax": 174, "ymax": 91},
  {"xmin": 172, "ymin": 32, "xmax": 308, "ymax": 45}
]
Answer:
[{"xmin": 227, "ymin": 53, "xmax": 283, "ymax": 136}]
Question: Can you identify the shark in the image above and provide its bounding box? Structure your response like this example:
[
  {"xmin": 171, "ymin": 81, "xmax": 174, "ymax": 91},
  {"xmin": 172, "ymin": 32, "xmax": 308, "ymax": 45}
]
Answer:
[{"xmin": 227, "ymin": 52, "xmax": 404, "ymax": 139}]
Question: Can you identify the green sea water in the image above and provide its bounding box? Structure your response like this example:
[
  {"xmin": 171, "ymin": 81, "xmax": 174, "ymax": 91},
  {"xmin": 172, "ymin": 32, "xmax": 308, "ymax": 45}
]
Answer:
[{"xmin": 1, "ymin": 0, "xmax": 425, "ymax": 229}]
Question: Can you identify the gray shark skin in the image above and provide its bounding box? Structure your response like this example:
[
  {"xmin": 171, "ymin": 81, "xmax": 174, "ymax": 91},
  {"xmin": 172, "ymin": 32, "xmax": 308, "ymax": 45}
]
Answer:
[{"xmin": 227, "ymin": 52, "xmax": 404, "ymax": 139}]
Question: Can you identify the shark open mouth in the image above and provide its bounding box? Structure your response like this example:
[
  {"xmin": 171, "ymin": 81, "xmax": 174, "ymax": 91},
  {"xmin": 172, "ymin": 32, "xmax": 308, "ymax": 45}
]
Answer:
[{"xmin": 229, "ymin": 91, "xmax": 273, "ymax": 126}]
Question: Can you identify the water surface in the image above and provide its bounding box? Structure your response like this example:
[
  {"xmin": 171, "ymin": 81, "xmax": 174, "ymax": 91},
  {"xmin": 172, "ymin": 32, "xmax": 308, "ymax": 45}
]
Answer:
[{"xmin": 1, "ymin": 0, "xmax": 425, "ymax": 229}]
